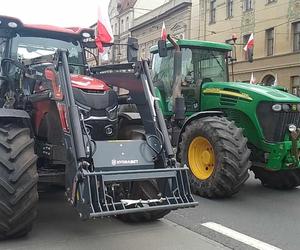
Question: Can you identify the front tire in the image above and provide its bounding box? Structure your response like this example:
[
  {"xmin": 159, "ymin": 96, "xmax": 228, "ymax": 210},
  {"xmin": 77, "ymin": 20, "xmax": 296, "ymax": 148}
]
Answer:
[
  {"xmin": 118, "ymin": 124, "xmax": 170, "ymax": 222},
  {"xmin": 252, "ymin": 166, "xmax": 300, "ymax": 189},
  {"xmin": 179, "ymin": 116, "xmax": 251, "ymax": 198},
  {"xmin": 0, "ymin": 123, "xmax": 38, "ymax": 240},
  {"xmin": 118, "ymin": 181, "xmax": 170, "ymax": 222}
]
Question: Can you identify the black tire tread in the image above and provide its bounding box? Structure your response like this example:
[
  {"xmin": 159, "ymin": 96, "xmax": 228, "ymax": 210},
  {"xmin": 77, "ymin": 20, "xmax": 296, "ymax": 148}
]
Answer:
[
  {"xmin": 0, "ymin": 123, "xmax": 38, "ymax": 240},
  {"xmin": 117, "ymin": 126, "xmax": 170, "ymax": 222},
  {"xmin": 252, "ymin": 166, "xmax": 300, "ymax": 189},
  {"xmin": 178, "ymin": 116, "xmax": 251, "ymax": 198},
  {"xmin": 118, "ymin": 181, "xmax": 170, "ymax": 223}
]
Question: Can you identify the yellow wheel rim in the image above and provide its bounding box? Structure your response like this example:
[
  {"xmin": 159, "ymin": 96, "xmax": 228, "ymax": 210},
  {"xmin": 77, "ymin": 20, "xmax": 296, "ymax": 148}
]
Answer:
[{"xmin": 188, "ymin": 136, "xmax": 215, "ymax": 180}]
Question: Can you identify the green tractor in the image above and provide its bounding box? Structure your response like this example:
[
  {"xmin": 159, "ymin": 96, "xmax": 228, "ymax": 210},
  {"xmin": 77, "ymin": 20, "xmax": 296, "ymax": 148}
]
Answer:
[{"xmin": 148, "ymin": 35, "xmax": 300, "ymax": 198}]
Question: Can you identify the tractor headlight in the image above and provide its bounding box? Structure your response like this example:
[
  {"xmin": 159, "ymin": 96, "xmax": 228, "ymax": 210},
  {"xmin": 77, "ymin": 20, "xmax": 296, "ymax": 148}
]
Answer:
[
  {"xmin": 282, "ymin": 104, "xmax": 290, "ymax": 112},
  {"xmin": 288, "ymin": 124, "xmax": 297, "ymax": 132},
  {"xmin": 272, "ymin": 104, "xmax": 282, "ymax": 112},
  {"xmin": 82, "ymin": 32, "xmax": 91, "ymax": 38},
  {"xmin": 8, "ymin": 22, "xmax": 18, "ymax": 28}
]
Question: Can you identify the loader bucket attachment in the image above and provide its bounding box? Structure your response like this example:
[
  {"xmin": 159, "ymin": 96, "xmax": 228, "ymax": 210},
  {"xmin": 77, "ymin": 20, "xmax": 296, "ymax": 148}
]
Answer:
[{"xmin": 76, "ymin": 165, "xmax": 195, "ymax": 218}]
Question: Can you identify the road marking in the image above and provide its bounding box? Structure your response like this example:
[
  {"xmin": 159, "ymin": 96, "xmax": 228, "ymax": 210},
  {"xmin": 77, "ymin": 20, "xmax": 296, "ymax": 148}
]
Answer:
[{"xmin": 202, "ymin": 222, "xmax": 282, "ymax": 250}]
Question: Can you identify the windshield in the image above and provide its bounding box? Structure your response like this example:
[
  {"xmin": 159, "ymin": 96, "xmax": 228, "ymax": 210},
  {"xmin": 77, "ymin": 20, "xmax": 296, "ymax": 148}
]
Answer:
[
  {"xmin": 152, "ymin": 47, "xmax": 228, "ymax": 112},
  {"xmin": 0, "ymin": 37, "xmax": 7, "ymax": 72},
  {"xmin": 152, "ymin": 49, "xmax": 174, "ymax": 98},
  {"xmin": 152, "ymin": 48, "xmax": 228, "ymax": 93},
  {"xmin": 11, "ymin": 35, "xmax": 85, "ymax": 74},
  {"xmin": 182, "ymin": 48, "xmax": 228, "ymax": 83}
]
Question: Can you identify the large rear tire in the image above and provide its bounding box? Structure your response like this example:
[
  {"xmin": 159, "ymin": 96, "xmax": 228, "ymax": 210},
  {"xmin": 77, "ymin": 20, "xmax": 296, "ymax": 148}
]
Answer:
[
  {"xmin": 0, "ymin": 123, "xmax": 38, "ymax": 240},
  {"xmin": 252, "ymin": 166, "xmax": 300, "ymax": 189},
  {"xmin": 179, "ymin": 116, "xmax": 251, "ymax": 198},
  {"xmin": 118, "ymin": 181, "xmax": 170, "ymax": 222}
]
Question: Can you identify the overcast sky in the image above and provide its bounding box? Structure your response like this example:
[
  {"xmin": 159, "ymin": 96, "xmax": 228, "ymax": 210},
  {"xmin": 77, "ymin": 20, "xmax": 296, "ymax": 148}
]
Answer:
[{"xmin": 0, "ymin": 0, "xmax": 109, "ymax": 27}]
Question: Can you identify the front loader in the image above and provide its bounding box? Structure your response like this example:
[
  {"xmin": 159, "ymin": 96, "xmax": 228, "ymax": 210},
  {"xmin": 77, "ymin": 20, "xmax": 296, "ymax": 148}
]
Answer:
[{"xmin": 0, "ymin": 16, "xmax": 196, "ymax": 239}]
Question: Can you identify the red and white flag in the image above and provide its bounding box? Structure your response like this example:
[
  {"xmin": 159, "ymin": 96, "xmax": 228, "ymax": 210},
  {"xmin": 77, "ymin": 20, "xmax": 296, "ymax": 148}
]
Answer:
[
  {"xmin": 161, "ymin": 21, "xmax": 167, "ymax": 41},
  {"xmin": 95, "ymin": 5, "xmax": 114, "ymax": 53},
  {"xmin": 243, "ymin": 33, "xmax": 254, "ymax": 52},
  {"xmin": 250, "ymin": 72, "xmax": 256, "ymax": 84}
]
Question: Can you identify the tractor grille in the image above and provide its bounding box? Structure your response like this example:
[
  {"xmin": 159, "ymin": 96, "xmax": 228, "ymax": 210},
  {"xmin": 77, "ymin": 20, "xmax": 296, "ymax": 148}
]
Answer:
[
  {"xmin": 220, "ymin": 94, "xmax": 238, "ymax": 106},
  {"xmin": 257, "ymin": 102, "xmax": 300, "ymax": 142}
]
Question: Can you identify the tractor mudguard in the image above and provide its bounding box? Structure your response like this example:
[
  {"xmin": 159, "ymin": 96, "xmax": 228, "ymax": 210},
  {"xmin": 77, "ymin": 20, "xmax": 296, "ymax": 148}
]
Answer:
[
  {"xmin": 176, "ymin": 111, "xmax": 223, "ymax": 158},
  {"xmin": 0, "ymin": 109, "xmax": 32, "ymax": 133},
  {"xmin": 119, "ymin": 112, "xmax": 141, "ymax": 121},
  {"xmin": 0, "ymin": 108, "xmax": 30, "ymax": 119}
]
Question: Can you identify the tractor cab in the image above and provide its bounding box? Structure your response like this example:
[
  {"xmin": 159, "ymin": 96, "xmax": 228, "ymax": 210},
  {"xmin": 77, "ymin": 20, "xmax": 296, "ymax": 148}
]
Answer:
[{"xmin": 151, "ymin": 39, "xmax": 231, "ymax": 115}]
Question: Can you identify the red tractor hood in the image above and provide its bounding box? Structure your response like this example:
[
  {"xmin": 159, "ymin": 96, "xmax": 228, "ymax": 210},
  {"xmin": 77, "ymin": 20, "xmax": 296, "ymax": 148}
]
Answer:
[{"xmin": 70, "ymin": 74, "xmax": 109, "ymax": 91}]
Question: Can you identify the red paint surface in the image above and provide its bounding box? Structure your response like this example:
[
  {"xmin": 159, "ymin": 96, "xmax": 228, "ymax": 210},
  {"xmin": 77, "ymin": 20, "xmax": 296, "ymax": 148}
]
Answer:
[{"xmin": 70, "ymin": 74, "xmax": 110, "ymax": 91}]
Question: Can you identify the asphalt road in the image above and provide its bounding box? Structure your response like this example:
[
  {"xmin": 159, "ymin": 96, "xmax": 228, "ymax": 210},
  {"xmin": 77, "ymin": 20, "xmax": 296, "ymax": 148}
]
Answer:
[
  {"xmin": 2, "ymin": 173, "xmax": 298, "ymax": 250},
  {"xmin": 167, "ymin": 172, "xmax": 300, "ymax": 250},
  {"xmin": 1, "ymin": 189, "xmax": 226, "ymax": 250}
]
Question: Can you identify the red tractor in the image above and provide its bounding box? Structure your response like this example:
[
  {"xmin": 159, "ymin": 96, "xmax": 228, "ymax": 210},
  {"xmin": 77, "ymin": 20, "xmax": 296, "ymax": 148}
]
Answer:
[{"xmin": 0, "ymin": 16, "xmax": 196, "ymax": 239}]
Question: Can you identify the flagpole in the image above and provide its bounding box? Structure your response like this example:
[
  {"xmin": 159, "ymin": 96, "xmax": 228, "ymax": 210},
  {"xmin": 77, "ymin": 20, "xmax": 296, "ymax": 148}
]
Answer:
[{"xmin": 231, "ymin": 62, "xmax": 234, "ymax": 81}]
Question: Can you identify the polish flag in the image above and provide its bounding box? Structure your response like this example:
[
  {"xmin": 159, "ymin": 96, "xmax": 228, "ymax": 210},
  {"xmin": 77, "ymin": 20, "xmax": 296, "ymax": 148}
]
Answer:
[
  {"xmin": 161, "ymin": 21, "xmax": 167, "ymax": 41},
  {"xmin": 95, "ymin": 5, "xmax": 114, "ymax": 53},
  {"xmin": 250, "ymin": 72, "xmax": 256, "ymax": 84},
  {"xmin": 243, "ymin": 33, "xmax": 254, "ymax": 52}
]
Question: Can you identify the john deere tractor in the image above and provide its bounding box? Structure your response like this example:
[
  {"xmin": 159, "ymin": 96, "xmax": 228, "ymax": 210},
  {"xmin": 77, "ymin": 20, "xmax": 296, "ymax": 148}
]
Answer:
[
  {"xmin": 149, "ymin": 35, "xmax": 300, "ymax": 198},
  {"xmin": 0, "ymin": 16, "xmax": 196, "ymax": 239}
]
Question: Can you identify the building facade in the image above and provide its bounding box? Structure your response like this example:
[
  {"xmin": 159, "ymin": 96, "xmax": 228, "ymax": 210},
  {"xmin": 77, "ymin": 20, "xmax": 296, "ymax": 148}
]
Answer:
[
  {"xmin": 108, "ymin": 0, "xmax": 166, "ymax": 63},
  {"xmin": 130, "ymin": 0, "xmax": 192, "ymax": 60},
  {"xmin": 190, "ymin": 0, "xmax": 300, "ymax": 94}
]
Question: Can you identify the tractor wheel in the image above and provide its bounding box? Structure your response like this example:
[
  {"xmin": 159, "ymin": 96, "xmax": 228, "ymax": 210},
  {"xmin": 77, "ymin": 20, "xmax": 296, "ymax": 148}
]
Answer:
[
  {"xmin": 118, "ymin": 124, "xmax": 170, "ymax": 222},
  {"xmin": 179, "ymin": 116, "xmax": 251, "ymax": 198},
  {"xmin": 0, "ymin": 123, "xmax": 38, "ymax": 240},
  {"xmin": 118, "ymin": 181, "xmax": 170, "ymax": 222},
  {"xmin": 252, "ymin": 166, "xmax": 300, "ymax": 189}
]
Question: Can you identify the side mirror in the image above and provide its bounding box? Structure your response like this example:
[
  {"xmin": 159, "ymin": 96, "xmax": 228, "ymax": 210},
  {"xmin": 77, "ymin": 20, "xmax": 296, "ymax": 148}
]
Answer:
[
  {"xmin": 247, "ymin": 47, "xmax": 253, "ymax": 63},
  {"xmin": 158, "ymin": 40, "xmax": 167, "ymax": 57},
  {"xmin": 127, "ymin": 37, "xmax": 139, "ymax": 62}
]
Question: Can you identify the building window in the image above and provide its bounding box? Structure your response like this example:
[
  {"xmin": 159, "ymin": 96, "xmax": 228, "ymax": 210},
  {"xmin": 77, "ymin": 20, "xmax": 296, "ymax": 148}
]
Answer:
[
  {"xmin": 125, "ymin": 16, "xmax": 129, "ymax": 31},
  {"xmin": 244, "ymin": 0, "xmax": 253, "ymax": 11},
  {"xmin": 226, "ymin": 0, "xmax": 233, "ymax": 18},
  {"xmin": 243, "ymin": 34, "xmax": 251, "ymax": 60},
  {"xmin": 266, "ymin": 28, "xmax": 274, "ymax": 56},
  {"xmin": 293, "ymin": 22, "xmax": 300, "ymax": 51},
  {"xmin": 114, "ymin": 23, "xmax": 118, "ymax": 34},
  {"xmin": 262, "ymin": 74, "xmax": 275, "ymax": 86},
  {"xmin": 292, "ymin": 76, "xmax": 300, "ymax": 96},
  {"xmin": 210, "ymin": 0, "xmax": 216, "ymax": 24},
  {"xmin": 121, "ymin": 19, "xmax": 124, "ymax": 33}
]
